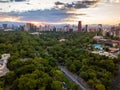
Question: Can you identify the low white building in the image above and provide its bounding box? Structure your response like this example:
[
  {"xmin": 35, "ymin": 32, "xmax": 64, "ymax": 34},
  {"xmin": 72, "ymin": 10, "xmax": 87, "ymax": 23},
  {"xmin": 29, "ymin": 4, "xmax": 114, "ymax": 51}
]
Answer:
[
  {"xmin": 1, "ymin": 54, "xmax": 10, "ymax": 60},
  {"xmin": 59, "ymin": 39, "xmax": 66, "ymax": 42},
  {"xmin": 0, "ymin": 54, "xmax": 10, "ymax": 77},
  {"xmin": 30, "ymin": 32, "xmax": 42, "ymax": 35}
]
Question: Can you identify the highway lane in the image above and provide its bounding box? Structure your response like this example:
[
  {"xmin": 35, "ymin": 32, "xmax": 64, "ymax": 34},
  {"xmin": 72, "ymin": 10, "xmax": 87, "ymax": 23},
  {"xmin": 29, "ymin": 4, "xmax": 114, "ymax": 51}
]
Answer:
[{"xmin": 58, "ymin": 66, "xmax": 88, "ymax": 90}]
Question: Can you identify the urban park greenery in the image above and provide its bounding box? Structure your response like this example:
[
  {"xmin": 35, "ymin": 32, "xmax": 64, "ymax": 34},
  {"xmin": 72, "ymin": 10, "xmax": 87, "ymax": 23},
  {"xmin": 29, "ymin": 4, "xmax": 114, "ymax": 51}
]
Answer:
[{"xmin": 0, "ymin": 31, "xmax": 120, "ymax": 90}]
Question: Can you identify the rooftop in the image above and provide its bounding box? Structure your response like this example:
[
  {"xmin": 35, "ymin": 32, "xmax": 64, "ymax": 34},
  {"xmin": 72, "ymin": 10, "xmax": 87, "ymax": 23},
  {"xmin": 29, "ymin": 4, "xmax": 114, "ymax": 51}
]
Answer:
[{"xmin": 93, "ymin": 36, "xmax": 103, "ymax": 39}]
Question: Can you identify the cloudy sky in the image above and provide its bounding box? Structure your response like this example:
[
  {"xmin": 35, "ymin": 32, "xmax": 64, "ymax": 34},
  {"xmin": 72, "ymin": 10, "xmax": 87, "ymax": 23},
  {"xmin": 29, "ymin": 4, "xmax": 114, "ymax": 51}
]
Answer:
[{"xmin": 0, "ymin": 0, "xmax": 120, "ymax": 25}]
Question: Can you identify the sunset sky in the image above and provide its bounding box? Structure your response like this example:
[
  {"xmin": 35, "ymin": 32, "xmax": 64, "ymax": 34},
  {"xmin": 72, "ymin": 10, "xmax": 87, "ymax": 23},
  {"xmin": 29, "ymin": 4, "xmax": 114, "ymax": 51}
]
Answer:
[{"xmin": 0, "ymin": 0, "xmax": 120, "ymax": 25}]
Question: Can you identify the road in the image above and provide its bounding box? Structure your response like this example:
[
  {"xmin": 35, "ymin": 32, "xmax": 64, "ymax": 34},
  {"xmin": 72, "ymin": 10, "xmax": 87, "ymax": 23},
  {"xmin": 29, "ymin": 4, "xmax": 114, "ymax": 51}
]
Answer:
[{"xmin": 58, "ymin": 66, "xmax": 88, "ymax": 90}]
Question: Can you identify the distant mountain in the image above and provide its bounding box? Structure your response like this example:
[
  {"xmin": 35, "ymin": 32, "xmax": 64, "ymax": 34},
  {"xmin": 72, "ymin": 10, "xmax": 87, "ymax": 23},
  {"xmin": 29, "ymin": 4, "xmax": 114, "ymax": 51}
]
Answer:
[
  {"xmin": 0, "ymin": 0, "xmax": 10, "ymax": 1},
  {"xmin": 0, "ymin": 0, "xmax": 28, "ymax": 2},
  {"xmin": 0, "ymin": 21, "xmax": 25, "ymax": 27}
]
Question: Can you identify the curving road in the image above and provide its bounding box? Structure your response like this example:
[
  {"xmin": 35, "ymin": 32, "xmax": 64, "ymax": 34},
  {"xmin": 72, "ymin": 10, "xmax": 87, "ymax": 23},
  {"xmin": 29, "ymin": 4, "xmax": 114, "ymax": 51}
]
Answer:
[{"xmin": 58, "ymin": 66, "xmax": 88, "ymax": 90}]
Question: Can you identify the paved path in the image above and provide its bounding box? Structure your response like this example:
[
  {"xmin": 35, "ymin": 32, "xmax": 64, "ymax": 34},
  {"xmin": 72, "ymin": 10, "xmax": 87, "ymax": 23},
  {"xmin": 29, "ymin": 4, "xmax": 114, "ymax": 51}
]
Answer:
[{"xmin": 58, "ymin": 66, "xmax": 88, "ymax": 90}]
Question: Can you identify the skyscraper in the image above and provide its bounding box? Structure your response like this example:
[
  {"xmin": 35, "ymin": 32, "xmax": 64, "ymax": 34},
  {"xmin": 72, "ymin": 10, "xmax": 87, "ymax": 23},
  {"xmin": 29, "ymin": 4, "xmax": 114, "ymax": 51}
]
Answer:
[
  {"xmin": 24, "ymin": 23, "xmax": 31, "ymax": 31},
  {"xmin": 78, "ymin": 21, "xmax": 82, "ymax": 32},
  {"xmin": 2, "ymin": 24, "xmax": 7, "ymax": 29},
  {"xmin": 85, "ymin": 24, "xmax": 89, "ymax": 32},
  {"xmin": 98, "ymin": 24, "xmax": 102, "ymax": 32},
  {"xmin": 24, "ymin": 23, "xmax": 36, "ymax": 31}
]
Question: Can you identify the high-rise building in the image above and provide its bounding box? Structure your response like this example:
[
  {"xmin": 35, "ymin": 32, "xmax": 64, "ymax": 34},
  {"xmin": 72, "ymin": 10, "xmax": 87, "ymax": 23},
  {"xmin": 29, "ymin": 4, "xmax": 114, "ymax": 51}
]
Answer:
[
  {"xmin": 53, "ymin": 27, "xmax": 56, "ymax": 32},
  {"xmin": 24, "ymin": 23, "xmax": 31, "ymax": 31},
  {"xmin": 98, "ymin": 24, "xmax": 102, "ymax": 32},
  {"xmin": 24, "ymin": 23, "xmax": 36, "ymax": 31},
  {"xmin": 78, "ymin": 21, "xmax": 82, "ymax": 32},
  {"xmin": 85, "ymin": 24, "xmax": 89, "ymax": 32},
  {"xmin": 2, "ymin": 24, "xmax": 7, "ymax": 29},
  {"xmin": 116, "ymin": 27, "xmax": 120, "ymax": 38},
  {"xmin": 109, "ymin": 25, "xmax": 120, "ymax": 38}
]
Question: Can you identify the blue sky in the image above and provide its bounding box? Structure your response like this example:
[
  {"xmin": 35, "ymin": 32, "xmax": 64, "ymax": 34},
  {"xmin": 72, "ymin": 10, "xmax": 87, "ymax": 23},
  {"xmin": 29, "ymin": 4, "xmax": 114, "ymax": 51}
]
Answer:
[{"xmin": 0, "ymin": 0, "xmax": 120, "ymax": 25}]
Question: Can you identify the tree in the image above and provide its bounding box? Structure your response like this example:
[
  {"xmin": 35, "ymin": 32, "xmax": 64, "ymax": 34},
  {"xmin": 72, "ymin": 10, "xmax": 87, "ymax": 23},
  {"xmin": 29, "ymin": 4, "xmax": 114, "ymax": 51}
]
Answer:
[
  {"xmin": 8, "ymin": 60, "xmax": 24, "ymax": 70},
  {"xmin": 20, "ymin": 49, "xmax": 27, "ymax": 57},
  {"xmin": 80, "ymin": 71, "xmax": 88, "ymax": 81},
  {"xmin": 0, "ymin": 88, "xmax": 3, "ymax": 90},
  {"xmin": 51, "ymin": 81, "xmax": 64, "ymax": 90},
  {"xmin": 96, "ymin": 84, "xmax": 106, "ymax": 90},
  {"xmin": 87, "ymin": 79, "xmax": 95, "ymax": 88},
  {"xmin": 0, "ymin": 81, "xmax": 4, "ymax": 88},
  {"xmin": 73, "ymin": 60, "xmax": 82, "ymax": 71},
  {"xmin": 88, "ymin": 70, "xmax": 96, "ymax": 79},
  {"xmin": 18, "ymin": 75, "xmax": 37, "ymax": 90},
  {"xmin": 117, "ymin": 83, "xmax": 120, "ymax": 90},
  {"xmin": 69, "ymin": 64, "xmax": 76, "ymax": 72},
  {"xmin": 4, "ymin": 71, "xmax": 16, "ymax": 85},
  {"xmin": 38, "ymin": 87, "xmax": 45, "ymax": 90}
]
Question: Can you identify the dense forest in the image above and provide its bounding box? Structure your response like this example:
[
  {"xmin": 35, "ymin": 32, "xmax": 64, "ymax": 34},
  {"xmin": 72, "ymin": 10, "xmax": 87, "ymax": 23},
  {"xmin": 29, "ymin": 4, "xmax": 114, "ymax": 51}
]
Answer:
[{"xmin": 0, "ymin": 31, "xmax": 120, "ymax": 90}]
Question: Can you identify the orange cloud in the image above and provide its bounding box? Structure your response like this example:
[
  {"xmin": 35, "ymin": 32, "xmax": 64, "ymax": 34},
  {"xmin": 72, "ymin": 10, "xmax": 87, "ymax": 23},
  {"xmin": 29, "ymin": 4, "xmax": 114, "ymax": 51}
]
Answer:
[
  {"xmin": 27, "ymin": 21, "xmax": 45, "ymax": 27},
  {"xmin": 0, "ymin": 16, "xmax": 21, "ymax": 22},
  {"xmin": 0, "ymin": 15, "xmax": 48, "ymax": 26}
]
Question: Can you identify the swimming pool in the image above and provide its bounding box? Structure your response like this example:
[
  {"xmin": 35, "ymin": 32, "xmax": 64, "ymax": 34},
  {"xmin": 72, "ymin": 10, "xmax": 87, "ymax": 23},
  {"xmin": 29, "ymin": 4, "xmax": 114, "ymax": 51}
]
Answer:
[{"xmin": 94, "ymin": 44, "xmax": 103, "ymax": 50}]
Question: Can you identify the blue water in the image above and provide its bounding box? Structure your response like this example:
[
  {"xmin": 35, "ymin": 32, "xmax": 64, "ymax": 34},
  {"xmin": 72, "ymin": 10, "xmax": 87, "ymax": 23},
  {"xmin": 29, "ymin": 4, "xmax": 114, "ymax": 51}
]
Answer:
[{"xmin": 94, "ymin": 44, "xmax": 103, "ymax": 50}]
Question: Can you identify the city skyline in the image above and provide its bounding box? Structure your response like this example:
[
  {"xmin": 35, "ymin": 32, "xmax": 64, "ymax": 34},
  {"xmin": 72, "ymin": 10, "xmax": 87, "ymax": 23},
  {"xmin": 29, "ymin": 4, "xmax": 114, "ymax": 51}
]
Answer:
[{"xmin": 0, "ymin": 0, "xmax": 120, "ymax": 25}]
